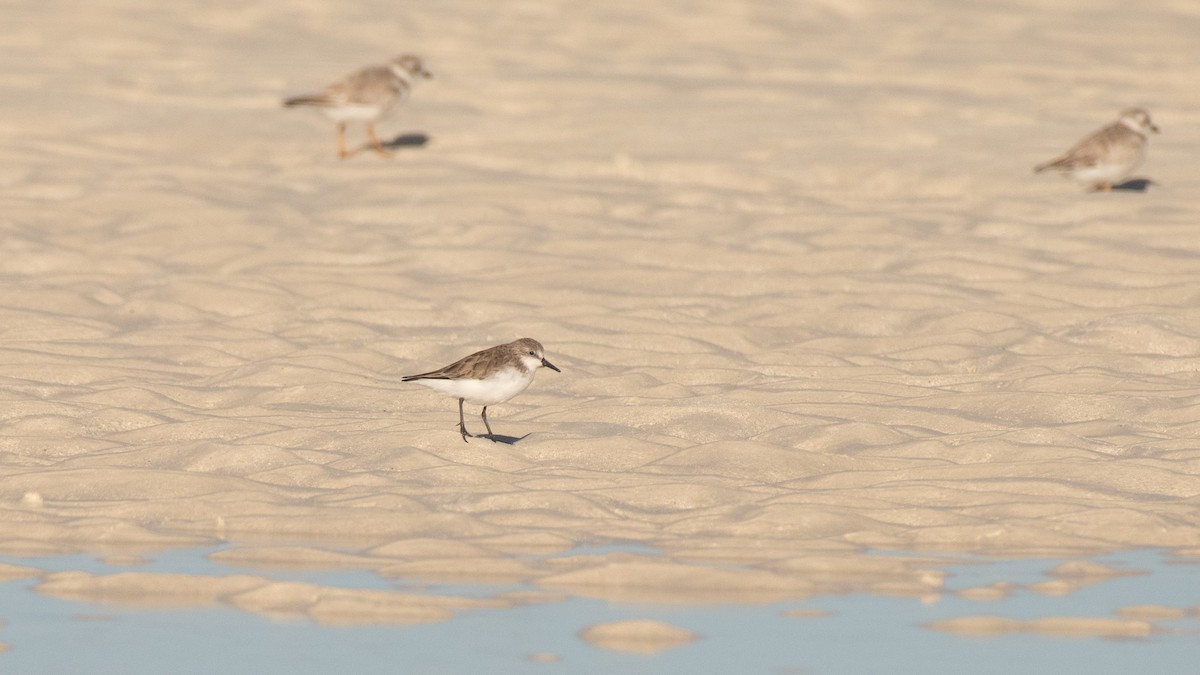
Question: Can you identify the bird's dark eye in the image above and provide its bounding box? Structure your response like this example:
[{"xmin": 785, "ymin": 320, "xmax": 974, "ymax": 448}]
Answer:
[{"xmin": 529, "ymin": 351, "xmax": 536, "ymax": 356}]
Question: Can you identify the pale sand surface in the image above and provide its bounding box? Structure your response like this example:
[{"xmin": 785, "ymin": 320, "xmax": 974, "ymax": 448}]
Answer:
[
  {"xmin": 34, "ymin": 569, "xmax": 520, "ymax": 625},
  {"xmin": 2, "ymin": 0, "xmax": 1200, "ymax": 618},
  {"xmin": 925, "ymin": 615, "xmax": 1156, "ymax": 638},
  {"xmin": 1027, "ymin": 559, "xmax": 1146, "ymax": 596},
  {"xmin": 577, "ymin": 619, "xmax": 697, "ymax": 654}
]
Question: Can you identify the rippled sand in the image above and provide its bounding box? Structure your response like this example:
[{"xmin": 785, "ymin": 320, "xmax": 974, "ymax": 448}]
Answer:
[{"xmin": 2, "ymin": 0, "xmax": 1200, "ymax": 619}]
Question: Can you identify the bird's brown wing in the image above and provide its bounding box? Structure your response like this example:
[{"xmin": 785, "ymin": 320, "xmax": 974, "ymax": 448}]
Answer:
[
  {"xmin": 1035, "ymin": 123, "xmax": 1138, "ymax": 172},
  {"xmin": 283, "ymin": 65, "xmax": 402, "ymax": 108},
  {"xmin": 402, "ymin": 345, "xmax": 507, "ymax": 381},
  {"xmin": 325, "ymin": 66, "xmax": 404, "ymax": 106}
]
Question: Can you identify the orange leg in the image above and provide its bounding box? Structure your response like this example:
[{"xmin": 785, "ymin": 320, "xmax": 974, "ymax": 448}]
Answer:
[
  {"xmin": 367, "ymin": 123, "xmax": 393, "ymax": 157},
  {"xmin": 336, "ymin": 122, "xmax": 353, "ymax": 159}
]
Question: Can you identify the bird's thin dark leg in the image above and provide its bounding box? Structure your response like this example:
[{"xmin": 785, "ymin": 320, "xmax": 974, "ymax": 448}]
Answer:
[
  {"xmin": 457, "ymin": 398, "xmax": 473, "ymax": 443},
  {"xmin": 481, "ymin": 406, "xmax": 496, "ymax": 442}
]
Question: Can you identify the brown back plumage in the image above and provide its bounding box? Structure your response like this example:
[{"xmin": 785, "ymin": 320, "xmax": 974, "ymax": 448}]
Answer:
[
  {"xmin": 1035, "ymin": 123, "xmax": 1138, "ymax": 172},
  {"xmin": 1034, "ymin": 108, "xmax": 1157, "ymax": 174},
  {"xmin": 282, "ymin": 54, "xmax": 430, "ymax": 110},
  {"xmin": 283, "ymin": 65, "xmax": 407, "ymax": 109},
  {"xmin": 402, "ymin": 339, "xmax": 545, "ymax": 381}
]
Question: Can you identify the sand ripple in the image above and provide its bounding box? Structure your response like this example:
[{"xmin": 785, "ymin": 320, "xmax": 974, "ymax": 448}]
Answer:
[{"xmin": 2, "ymin": 0, "xmax": 1200, "ymax": 609}]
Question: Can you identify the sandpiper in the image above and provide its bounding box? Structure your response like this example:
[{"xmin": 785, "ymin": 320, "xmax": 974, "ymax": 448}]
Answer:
[{"xmin": 403, "ymin": 338, "xmax": 560, "ymax": 442}]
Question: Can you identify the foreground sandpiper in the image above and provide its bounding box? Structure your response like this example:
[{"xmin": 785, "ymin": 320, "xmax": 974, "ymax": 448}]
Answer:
[
  {"xmin": 284, "ymin": 54, "xmax": 432, "ymax": 159},
  {"xmin": 403, "ymin": 338, "xmax": 560, "ymax": 442}
]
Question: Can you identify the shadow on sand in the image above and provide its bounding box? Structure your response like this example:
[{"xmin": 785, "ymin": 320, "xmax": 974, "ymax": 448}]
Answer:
[
  {"xmin": 478, "ymin": 433, "xmax": 529, "ymax": 445},
  {"xmin": 1103, "ymin": 178, "xmax": 1154, "ymax": 192},
  {"xmin": 382, "ymin": 132, "xmax": 431, "ymax": 150}
]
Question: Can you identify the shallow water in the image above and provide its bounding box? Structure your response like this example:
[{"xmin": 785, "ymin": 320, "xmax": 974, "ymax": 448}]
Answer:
[{"xmin": 1, "ymin": 547, "xmax": 1197, "ymax": 674}]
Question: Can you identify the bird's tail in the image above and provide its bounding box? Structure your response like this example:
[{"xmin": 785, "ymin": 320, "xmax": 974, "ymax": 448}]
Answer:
[
  {"xmin": 1033, "ymin": 157, "xmax": 1066, "ymax": 173},
  {"xmin": 282, "ymin": 95, "xmax": 329, "ymax": 108}
]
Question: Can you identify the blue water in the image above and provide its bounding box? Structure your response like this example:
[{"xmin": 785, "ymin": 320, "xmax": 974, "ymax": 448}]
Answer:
[{"xmin": 0, "ymin": 548, "xmax": 1197, "ymax": 674}]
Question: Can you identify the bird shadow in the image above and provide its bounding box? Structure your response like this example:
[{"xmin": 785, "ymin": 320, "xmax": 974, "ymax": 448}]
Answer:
[
  {"xmin": 382, "ymin": 132, "xmax": 431, "ymax": 150},
  {"xmin": 1103, "ymin": 178, "xmax": 1155, "ymax": 192},
  {"xmin": 478, "ymin": 433, "xmax": 529, "ymax": 445}
]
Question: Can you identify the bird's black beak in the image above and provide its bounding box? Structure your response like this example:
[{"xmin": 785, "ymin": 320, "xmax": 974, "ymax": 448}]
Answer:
[{"xmin": 542, "ymin": 358, "xmax": 561, "ymax": 372}]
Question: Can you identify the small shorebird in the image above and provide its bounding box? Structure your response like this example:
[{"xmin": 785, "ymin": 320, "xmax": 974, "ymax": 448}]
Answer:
[
  {"xmin": 403, "ymin": 338, "xmax": 560, "ymax": 443},
  {"xmin": 283, "ymin": 54, "xmax": 432, "ymax": 159},
  {"xmin": 1034, "ymin": 108, "xmax": 1159, "ymax": 192}
]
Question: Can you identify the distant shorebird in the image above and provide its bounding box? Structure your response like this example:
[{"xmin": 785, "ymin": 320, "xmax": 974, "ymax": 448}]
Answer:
[
  {"xmin": 284, "ymin": 54, "xmax": 431, "ymax": 159},
  {"xmin": 1034, "ymin": 108, "xmax": 1159, "ymax": 192},
  {"xmin": 403, "ymin": 338, "xmax": 560, "ymax": 443}
]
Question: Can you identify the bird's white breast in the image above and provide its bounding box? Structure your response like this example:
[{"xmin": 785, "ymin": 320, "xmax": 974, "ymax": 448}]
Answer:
[
  {"xmin": 416, "ymin": 367, "xmax": 535, "ymax": 406},
  {"xmin": 321, "ymin": 104, "xmax": 387, "ymax": 122},
  {"xmin": 1069, "ymin": 158, "xmax": 1141, "ymax": 185}
]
